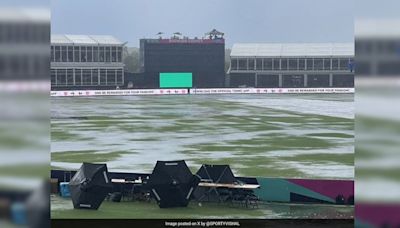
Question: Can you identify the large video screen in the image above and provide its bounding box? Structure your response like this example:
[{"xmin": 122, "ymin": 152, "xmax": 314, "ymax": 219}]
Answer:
[{"xmin": 159, "ymin": 72, "xmax": 193, "ymax": 88}]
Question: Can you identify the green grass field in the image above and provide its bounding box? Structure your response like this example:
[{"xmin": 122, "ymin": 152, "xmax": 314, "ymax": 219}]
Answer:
[
  {"xmin": 51, "ymin": 195, "xmax": 353, "ymax": 219},
  {"xmin": 51, "ymin": 94, "xmax": 354, "ymax": 218},
  {"xmin": 51, "ymin": 94, "xmax": 353, "ymax": 179}
]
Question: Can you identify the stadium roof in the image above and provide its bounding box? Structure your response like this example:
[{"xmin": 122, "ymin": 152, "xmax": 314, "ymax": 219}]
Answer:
[
  {"xmin": 231, "ymin": 43, "xmax": 354, "ymax": 57},
  {"xmin": 51, "ymin": 35, "xmax": 124, "ymax": 45}
]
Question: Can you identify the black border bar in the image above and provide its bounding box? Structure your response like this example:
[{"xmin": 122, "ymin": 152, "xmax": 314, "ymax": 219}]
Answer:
[{"xmin": 52, "ymin": 219, "xmax": 353, "ymax": 228}]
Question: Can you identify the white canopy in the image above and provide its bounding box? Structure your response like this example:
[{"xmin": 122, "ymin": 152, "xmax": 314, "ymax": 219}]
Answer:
[{"xmin": 231, "ymin": 43, "xmax": 354, "ymax": 57}]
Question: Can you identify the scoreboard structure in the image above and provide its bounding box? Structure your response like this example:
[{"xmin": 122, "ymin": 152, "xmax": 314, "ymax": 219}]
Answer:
[{"xmin": 139, "ymin": 37, "xmax": 225, "ymax": 88}]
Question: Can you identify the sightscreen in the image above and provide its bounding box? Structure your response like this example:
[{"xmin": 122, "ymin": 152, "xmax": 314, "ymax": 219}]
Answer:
[{"xmin": 159, "ymin": 73, "xmax": 193, "ymax": 88}]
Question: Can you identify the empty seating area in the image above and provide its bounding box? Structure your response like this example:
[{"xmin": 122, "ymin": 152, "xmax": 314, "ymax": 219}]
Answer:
[
  {"xmin": 50, "ymin": 35, "xmax": 125, "ymax": 89},
  {"xmin": 230, "ymin": 57, "xmax": 353, "ymax": 72},
  {"xmin": 228, "ymin": 43, "xmax": 354, "ymax": 88}
]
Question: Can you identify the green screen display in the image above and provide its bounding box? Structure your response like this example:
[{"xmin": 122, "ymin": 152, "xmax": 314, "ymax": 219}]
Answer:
[{"xmin": 159, "ymin": 73, "xmax": 193, "ymax": 88}]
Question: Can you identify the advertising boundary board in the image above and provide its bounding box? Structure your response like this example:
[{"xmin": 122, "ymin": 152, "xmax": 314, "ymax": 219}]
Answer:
[
  {"xmin": 50, "ymin": 89, "xmax": 189, "ymax": 97},
  {"xmin": 51, "ymin": 88, "xmax": 354, "ymax": 97},
  {"xmin": 190, "ymin": 87, "xmax": 354, "ymax": 94}
]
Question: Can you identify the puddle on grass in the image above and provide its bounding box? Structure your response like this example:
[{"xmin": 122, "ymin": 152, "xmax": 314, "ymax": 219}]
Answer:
[{"xmin": 51, "ymin": 94, "xmax": 354, "ymax": 179}]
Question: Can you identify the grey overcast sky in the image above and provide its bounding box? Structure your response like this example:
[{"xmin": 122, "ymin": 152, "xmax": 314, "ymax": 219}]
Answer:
[{"xmin": 51, "ymin": 0, "xmax": 354, "ymax": 48}]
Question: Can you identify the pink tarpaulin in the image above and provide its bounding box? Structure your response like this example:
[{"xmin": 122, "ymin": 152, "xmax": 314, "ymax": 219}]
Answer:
[{"xmin": 288, "ymin": 178, "xmax": 354, "ymax": 199}]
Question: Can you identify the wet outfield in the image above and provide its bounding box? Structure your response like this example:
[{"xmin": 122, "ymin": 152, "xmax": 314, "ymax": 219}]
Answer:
[
  {"xmin": 51, "ymin": 94, "xmax": 354, "ymax": 219},
  {"xmin": 51, "ymin": 195, "xmax": 353, "ymax": 219},
  {"xmin": 51, "ymin": 94, "xmax": 354, "ymax": 179}
]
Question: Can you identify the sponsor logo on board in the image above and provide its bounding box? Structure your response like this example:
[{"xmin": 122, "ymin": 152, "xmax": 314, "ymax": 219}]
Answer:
[{"xmin": 50, "ymin": 88, "xmax": 354, "ymax": 97}]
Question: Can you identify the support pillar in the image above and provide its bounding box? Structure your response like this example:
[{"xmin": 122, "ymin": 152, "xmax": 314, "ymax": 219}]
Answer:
[
  {"xmin": 225, "ymin": 74, "xmax": 230, "ymax": 87},
  {"xmin": 304, "ymin": 74, "xmax": 307, "ymax": 87},
  {"xmin": 98, "ymin": 68, "xmax": 100, "ymax": 85},
  {"xmin": 329, "ymin": 74, "xmax": 333, "ymax": 87},
  {"xmin": 279, "ymin": 74, "xmax": 283, "ymax": 88}
]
